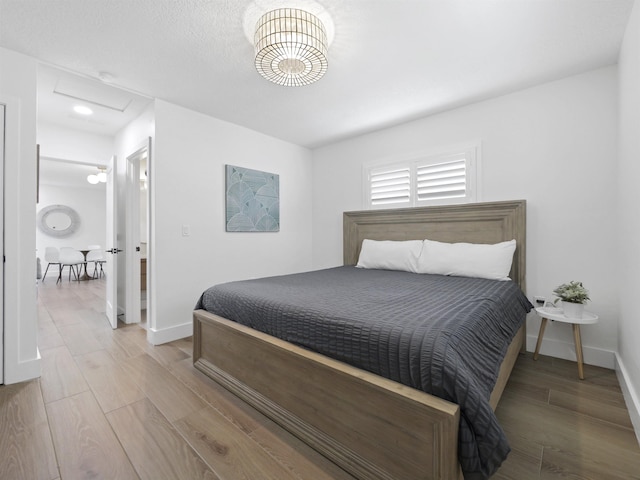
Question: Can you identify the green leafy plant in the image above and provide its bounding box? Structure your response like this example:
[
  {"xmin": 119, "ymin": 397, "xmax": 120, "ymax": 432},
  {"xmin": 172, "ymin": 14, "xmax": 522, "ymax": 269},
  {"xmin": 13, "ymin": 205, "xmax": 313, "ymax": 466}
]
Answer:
[{"xmin": 553, "ymin": 281, "xmax": 590, "ymax": 305}]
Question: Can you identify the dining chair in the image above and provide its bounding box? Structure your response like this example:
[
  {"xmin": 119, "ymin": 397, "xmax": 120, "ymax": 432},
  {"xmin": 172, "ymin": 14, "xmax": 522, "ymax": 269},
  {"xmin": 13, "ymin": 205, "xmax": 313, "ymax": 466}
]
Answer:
[
  {"xmin": 42, "ymin": 246, "xmax": 61, "ymax": 282},
  {"xmin": 58, "ymin": 247, "xmax": 85, "ymax": 283},
  {"xmin": 86, "ymin": 245, "xmax": 106, "ymax": 278}
]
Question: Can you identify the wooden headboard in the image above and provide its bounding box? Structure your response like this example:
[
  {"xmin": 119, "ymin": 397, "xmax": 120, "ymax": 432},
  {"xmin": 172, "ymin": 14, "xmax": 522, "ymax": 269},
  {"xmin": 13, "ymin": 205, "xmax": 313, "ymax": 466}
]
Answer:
[{"xmin": 343, "ymin": 200, "xmax": 527, "ymax": 292}]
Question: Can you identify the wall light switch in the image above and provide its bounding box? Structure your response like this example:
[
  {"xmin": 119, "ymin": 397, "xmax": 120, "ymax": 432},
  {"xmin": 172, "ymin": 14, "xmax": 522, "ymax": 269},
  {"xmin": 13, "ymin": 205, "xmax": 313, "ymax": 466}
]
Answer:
[{"xmin": 182, "ymin": 224, "xmax": 191, "ymax": 236}]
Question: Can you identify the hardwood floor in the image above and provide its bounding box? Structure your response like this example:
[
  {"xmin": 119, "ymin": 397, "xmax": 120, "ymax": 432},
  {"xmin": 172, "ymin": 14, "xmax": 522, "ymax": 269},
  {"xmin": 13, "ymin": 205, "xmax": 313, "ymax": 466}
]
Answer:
[{"xmin": 1, "ymin": 277, "xmax": 639, "ymax": 479}]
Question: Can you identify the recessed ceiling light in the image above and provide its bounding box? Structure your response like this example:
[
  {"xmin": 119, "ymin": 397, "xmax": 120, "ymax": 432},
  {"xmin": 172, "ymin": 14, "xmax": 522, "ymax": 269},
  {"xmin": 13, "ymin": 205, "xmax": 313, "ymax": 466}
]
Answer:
[{"xmin": 74, "ymin": 105, "xmax": 93, "ymax": 115}]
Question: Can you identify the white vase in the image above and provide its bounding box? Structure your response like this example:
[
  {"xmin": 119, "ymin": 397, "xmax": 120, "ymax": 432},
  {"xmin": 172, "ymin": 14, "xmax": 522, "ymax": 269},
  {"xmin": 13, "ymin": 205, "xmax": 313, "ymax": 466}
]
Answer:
[{"xmin": 562, "ymin": 301, "xmax": 584, "ymax": 319}]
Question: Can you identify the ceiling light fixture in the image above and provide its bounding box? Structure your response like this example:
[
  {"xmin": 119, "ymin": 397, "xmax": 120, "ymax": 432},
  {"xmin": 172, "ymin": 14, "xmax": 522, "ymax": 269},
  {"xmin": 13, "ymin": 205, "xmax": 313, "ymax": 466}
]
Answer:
[
  {"xmin": 96, "ymin": 167, "xmax": 107, "ymax": 183},
  {"xmin": 87, "ymin": 166, "xmax": 107, "ymax": 184},
  {"xmin": 254, "ymin": 8, "xmax": 328, "ymax": 87},
  {"xmin": 74, "ymin": 105, "xmax": 93, "ymax": 115}
]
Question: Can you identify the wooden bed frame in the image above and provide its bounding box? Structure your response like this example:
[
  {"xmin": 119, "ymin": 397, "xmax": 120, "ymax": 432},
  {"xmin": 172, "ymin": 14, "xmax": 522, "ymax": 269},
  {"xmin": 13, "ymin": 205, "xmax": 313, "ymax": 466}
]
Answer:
[{"xmin": 194, "ymin": 200, "xmax": 527, "ymax": 480}]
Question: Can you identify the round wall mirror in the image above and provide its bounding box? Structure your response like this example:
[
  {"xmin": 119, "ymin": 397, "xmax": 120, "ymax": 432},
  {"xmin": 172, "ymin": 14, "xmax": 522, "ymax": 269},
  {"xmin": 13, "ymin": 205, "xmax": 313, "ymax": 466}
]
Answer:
[{"xmin": 37, "ymin": 205, "xmax": 81, "ymax": 238}]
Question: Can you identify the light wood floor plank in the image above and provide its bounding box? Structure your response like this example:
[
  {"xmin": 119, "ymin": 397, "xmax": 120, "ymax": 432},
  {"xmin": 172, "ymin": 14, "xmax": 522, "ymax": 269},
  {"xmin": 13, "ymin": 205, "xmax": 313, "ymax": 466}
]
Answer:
[
  {"xmin": 107, "ymin": 327, "xmax": 148, "ymax": 359},
  {"xmin": 492, "ymin": 447, "xmax": 542, "ymax": 480},
  {"xmin": 119, "ymin": 353, "xmax": 208, "ymax": 422},
  {"xmin": 46, "ymin": 305, "xmax": 86, "ymax": 327},
  {"xmin": 549, "ymin": 388, "xmax": 634, "ymax": 429},
  {"xmin": 0, "ymin": 380, "xmax": 59, "ymax": 480},
  {"xmin": 75, "ymin": 349, "xmax": 147, "ymax": 414},
  {"xmin": 46, "ymin": 390, "xmax": 139, "ymax": 480},
  {"xmin": 510, "ymin": 361, "xmax": 628, "ymax": 409},
  {"xmin": 40, "ymin": 345, "xmax": 89, "ymax": 404},
  {"xmin": 496, "ymin": 387, "xmax": 640, "ymax": 477},
  {"xmin": 37, "ymin": 321, "xmax": 66, "ymax": 352},
  {"xmin": 107, "ymin": 398, "xmax": 218, "ymax": 480},
  {"xmin": 57, "ymin": 322, "xmax": 105, "ymax": 356},
  {"xmin": 175, "ymin": 405, "xmax": 301, "ymax": 480},
  {"xmin": 540, "ymin": 445, "xmax": 640, "ymax": 480}
]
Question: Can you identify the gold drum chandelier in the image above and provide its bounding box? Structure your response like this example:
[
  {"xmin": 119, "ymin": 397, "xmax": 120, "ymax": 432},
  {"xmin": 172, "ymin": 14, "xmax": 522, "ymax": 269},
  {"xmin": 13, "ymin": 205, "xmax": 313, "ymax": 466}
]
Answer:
[{"xmin": 254, "ymin": 8, "xmax": 328, "ymax": 87}]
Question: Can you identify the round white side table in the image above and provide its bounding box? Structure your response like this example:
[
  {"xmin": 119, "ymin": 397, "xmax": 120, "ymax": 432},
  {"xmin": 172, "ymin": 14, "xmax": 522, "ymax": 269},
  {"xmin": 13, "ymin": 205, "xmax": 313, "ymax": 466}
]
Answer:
[{"xmin": 533, "ymin": 306, "xmax": 598, "ymax": 380}]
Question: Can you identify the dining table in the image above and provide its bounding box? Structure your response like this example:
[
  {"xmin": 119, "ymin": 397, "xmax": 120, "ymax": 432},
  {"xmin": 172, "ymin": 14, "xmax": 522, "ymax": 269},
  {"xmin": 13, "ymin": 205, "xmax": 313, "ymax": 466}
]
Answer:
[{"xmin": 77, "ymin": 248, "xmax": 94, "ymax": 281}]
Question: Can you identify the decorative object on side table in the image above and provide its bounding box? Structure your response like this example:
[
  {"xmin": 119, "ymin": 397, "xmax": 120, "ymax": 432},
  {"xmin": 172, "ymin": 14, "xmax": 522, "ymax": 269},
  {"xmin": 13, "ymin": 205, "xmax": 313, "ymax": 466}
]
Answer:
[
  {"xmin": 553, "ymin": 280, "xmax": 590, "ymax": 319},
  {"xmin": 534, "ymin": 280, "xmax": 597, "ymax": 379}
]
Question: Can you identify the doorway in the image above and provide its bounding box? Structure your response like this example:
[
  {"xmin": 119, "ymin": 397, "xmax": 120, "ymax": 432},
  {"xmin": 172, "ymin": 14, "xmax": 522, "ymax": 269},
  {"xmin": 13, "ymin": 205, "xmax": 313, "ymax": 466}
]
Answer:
[
  {"xmin": 35, "ymin": 64, "xmax": 153, "ymax": 334},
  {"xmin": 35, "ymin": 158, "xmax": 109, "ymax": 331},
  {"xmin": 124, "ymin": 141, "xmax": 150, "ymax": 326}
]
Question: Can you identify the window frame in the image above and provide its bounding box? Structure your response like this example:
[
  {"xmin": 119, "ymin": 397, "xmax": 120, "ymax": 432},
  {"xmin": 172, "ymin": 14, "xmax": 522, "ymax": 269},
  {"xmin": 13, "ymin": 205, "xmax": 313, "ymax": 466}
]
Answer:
[{"xmin": 363, "ymin": 144, "xmax": 480, "ymax": 210}]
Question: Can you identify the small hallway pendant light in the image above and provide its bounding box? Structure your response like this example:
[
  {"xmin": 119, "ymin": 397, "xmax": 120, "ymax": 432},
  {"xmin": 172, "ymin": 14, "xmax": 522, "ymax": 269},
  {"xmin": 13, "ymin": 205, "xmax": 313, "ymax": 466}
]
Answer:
[
  {"xmin": 87, "ymin": 166, "xmax": 107, "ymax": 184},
  {"xmin": 254, "ymin": 8, "xmax": 328, "ymax": 87}
]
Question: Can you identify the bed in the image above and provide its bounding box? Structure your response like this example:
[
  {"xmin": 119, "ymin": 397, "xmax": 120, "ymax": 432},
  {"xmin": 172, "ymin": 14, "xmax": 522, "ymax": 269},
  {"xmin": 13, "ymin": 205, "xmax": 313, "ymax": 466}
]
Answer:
[{"xmin": 193, "ymin": 200, "xmax": 529, "ymax": 480}]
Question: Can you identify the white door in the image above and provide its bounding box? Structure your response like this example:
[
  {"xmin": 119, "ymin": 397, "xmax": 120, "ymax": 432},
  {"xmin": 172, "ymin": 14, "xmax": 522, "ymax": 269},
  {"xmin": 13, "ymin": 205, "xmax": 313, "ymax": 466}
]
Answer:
[
  {"xmin": 105, "ymin": 155, "xmax": 118, "ymax": 329},
  {"xmin": 0, "ymin": 104, "xmax": 5, "ymax": 383}
]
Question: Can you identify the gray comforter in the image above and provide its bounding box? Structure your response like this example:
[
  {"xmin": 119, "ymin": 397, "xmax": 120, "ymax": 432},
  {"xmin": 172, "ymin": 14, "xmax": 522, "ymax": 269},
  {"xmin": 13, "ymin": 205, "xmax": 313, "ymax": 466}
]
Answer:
[{"xmin": 195, "ymin": 266, "xmax": 532, "ymax": 479}]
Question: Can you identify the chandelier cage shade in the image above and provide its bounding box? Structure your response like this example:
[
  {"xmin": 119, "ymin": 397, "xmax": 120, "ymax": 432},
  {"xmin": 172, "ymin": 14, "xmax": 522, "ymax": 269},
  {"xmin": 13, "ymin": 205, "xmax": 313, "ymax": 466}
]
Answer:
[{"xmin": 254, "ymin": 8, "xmax": 328, "ymax": 87}]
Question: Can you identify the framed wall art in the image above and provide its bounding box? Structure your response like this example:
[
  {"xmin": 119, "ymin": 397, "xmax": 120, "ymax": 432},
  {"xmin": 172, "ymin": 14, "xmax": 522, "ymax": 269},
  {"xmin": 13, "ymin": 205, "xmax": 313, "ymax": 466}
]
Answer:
[{"xmin": 225, "ymin": 165, "xmax": 280, "ymax": 232}]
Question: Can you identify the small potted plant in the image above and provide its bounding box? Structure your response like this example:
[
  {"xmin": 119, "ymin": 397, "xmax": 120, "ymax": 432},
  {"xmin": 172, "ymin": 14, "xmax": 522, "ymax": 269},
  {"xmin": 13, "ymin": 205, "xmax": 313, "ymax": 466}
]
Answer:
[{"xmin": 553, "ymin": 281, "xmax": 590, "ymax": 318}]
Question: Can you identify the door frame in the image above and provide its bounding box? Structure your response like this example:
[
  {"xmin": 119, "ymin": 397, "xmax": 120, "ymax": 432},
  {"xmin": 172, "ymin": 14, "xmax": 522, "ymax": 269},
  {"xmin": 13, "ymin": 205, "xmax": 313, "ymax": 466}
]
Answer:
[
  {"xmin": 0, "ymin": 103, "xmax": 5, "ymax": 384},
  {"xmin": 124, "ymin": 138, "xmax": 151, "ymax": 326}
]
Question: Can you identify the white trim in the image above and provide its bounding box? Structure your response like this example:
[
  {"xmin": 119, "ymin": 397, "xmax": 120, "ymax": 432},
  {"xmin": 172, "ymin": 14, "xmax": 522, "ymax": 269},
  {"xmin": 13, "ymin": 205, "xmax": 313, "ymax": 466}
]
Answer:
[
  {"xmin": 147, "ymin": 321, "xmax": 192, "ymax": 345},
  {"xmin": 1, "ymin": 102, "xmax": 4, "ymax": 384},
  {"xmin": 362, "ymin": 142, "xmax": 481, "ymax": 209},
  {"xmin": 124, "ymin": 143, "xmax": 147, "ymax": 325},
  {"xmin": 1, "ymin": 93, "xmax": 41, "ymax": 384},
  {"xmin": 525, "ymin": 333, "xmax": 616, "ymax": 369},
  {"xmin": 616, "ymin": 353, "xmax": 640, "ymax": 445}
]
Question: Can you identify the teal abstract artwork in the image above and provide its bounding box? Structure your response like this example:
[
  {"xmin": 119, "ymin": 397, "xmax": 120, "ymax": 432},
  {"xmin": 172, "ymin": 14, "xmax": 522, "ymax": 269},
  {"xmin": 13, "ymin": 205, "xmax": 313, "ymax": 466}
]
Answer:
[{"xmin": 226, "ymin": 165, "xmax": 280, "ymax": 232}]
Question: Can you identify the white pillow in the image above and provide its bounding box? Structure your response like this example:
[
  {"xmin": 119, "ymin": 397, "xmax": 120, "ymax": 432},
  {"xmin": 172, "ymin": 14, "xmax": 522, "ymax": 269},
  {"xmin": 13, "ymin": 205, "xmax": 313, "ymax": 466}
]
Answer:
[
  {"xmin": 356, "ymin": 239, "xmax": 423, "ymax": 273},
  {"xmin": 416, "ymin": 239, "xmax": 516, "ymax": 281}
]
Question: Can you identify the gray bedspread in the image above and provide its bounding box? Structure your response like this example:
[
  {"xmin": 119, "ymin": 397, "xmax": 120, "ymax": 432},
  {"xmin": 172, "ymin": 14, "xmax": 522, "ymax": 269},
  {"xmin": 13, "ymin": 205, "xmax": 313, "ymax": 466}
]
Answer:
[{"xmin": 195, "ymin": 266, "xmax": 532, "ymax": 479}]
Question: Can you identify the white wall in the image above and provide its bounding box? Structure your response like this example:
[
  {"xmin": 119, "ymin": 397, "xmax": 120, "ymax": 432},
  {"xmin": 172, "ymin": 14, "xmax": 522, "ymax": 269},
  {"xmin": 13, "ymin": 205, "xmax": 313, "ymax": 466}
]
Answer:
[
  {"xmin": 36, "ymin": 183, "xmax": 106, "ymax": 275},
  {"xmin": 0, "ymin": 47, "xmax": 40, "ymax": 383},
  {"xmin": 617, "ymin": 0, "xmax": 640, "ymax": 441},
  {"xmin": 312, "ymin": 66, "xmax": 619, "ymax": 369},
  {"xmin": 151, "ymin": 99, "xmax": 313, "ymax": 344},
  {"xmin": 37, "ymin": 121, "xmax": 114, "ymax": 165}
]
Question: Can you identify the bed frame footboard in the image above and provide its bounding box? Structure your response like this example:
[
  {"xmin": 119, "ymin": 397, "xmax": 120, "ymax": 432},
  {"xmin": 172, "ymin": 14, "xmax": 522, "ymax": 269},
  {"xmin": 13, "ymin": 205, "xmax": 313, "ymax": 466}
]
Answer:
[{"xmin": 193, "ymin": 309, "xmax": 461, "ymax": 480}]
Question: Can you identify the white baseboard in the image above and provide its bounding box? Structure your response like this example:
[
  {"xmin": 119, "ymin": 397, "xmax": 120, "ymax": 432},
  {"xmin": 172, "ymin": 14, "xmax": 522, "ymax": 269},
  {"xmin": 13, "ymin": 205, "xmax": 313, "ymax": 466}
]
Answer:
[
  {"xmin": 615, "ymin": 354, "xmax": 640, "ymax": 445},
  {"xmin": 525, "ymin": 334, "xmax": 616, "ymax": 369},
  {"xmin": 147, "ymin": 321, "xmax": 192, "ymax": 345}
]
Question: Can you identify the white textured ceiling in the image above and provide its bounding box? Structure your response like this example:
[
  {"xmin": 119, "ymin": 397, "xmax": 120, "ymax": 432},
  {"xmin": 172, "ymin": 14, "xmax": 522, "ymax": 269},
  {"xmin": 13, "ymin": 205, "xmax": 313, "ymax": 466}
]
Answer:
[{"xmin": 0, "ymin": 0, "xmax": 635, "ymax": 148}]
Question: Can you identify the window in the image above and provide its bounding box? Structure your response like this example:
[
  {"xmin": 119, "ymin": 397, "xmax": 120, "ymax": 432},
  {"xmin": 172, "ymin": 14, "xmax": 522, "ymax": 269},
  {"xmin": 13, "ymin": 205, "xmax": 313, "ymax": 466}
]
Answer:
[{"xmin": 365, "ymin": 146, "xmax": 478, "ymax": 209}]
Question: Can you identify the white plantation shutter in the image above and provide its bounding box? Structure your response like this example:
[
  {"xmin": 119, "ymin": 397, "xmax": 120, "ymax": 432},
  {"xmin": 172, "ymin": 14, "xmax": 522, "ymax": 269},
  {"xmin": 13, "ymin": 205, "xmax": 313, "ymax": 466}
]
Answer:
[
  {"xmin": 370, "ymin": 166, "xmax": 411, "ymax": 206},
  {"xmin": 365, "ymin": 146, "xmax": 478, "ymax": 208},
  {"xmin": 416, "ymin": 158, "xmax": 467, "ymax": 202}
]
